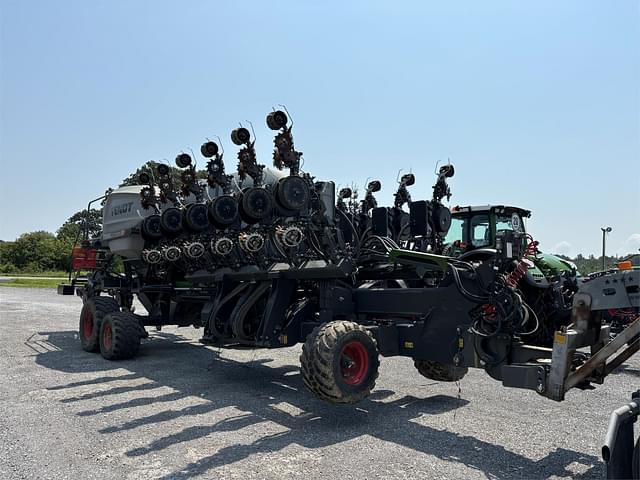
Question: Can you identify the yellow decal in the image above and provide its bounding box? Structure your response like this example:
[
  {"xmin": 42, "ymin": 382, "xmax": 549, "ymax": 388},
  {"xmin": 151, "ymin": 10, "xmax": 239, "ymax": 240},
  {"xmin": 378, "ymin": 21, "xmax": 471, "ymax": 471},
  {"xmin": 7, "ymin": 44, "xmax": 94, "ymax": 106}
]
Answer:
[
  {"xmin": 458, "ymin": 338, "xmax": 464, "ymax": 349},
  {"xmin": 404, "ymin": 341, "xmax": 414, "ymax": 349},
  {"xmin": 279, "ymin": 335, "xmax": 288, "ymax": 345},
  {"xmin": 554, "ymin": 332, "xmax": 567, "ymax": 345}
]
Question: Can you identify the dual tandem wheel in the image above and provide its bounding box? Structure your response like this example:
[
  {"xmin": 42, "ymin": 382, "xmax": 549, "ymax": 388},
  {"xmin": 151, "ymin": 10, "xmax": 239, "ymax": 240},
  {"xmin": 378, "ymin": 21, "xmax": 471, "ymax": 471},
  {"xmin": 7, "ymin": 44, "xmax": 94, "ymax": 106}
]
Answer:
[
  {"xmin": 79, "ymin": 297, "xmax": 147, "ymax": 360},
  {"xmin": 78, "ymin": 296, "xmax": 468, "ymax": 403}
]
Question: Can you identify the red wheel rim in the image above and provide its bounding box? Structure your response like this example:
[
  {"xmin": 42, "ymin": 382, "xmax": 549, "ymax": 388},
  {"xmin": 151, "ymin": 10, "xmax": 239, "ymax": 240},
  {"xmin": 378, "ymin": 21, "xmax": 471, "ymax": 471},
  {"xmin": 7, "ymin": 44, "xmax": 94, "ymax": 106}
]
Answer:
[
  {"xmin": 340, "ymin": 341, "xmax": 369, "ymax": 385},
  {"xmin": 102, "ymin": 322, "xmax": 113, "ymax": 351},
  {"xmin": 81, "ymin": 310, "xmax": 94, "ymax": 339}
]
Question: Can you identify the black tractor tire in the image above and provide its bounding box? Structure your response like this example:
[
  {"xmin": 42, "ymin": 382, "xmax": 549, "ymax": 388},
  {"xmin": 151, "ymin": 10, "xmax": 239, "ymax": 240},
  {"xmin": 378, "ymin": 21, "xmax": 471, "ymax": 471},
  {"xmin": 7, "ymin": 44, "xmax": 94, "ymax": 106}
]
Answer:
[
  {"xmin": 300, "ymin": 320, "xmax": 379, "ymax": 404},
  {"xmin": 79, "ymin": 297, "xmax": 120, "ymax": 353},
  {"xmin": 414, "ymin": 360, "xmax": 468, "ymax": 382},
  {"xmin": 99, "ymin": 312, "xmax": 143, "ymax": 360}
]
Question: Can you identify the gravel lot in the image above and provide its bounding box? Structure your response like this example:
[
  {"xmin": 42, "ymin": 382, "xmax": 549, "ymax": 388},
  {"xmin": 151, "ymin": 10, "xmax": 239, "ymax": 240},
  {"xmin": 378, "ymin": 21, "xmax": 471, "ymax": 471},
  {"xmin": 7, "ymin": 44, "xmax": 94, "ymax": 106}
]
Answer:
[{"xmin": 1, "ymin": 287, "xmax": 636, "ymax": 479}]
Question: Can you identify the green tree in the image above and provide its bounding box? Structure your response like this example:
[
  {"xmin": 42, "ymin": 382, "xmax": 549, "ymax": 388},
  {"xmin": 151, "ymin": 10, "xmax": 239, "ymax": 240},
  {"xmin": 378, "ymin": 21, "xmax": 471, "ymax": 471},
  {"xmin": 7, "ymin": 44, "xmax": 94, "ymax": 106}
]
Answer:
[
  {"xmin": 0, "ymin": 240, "xmax": 18, "ymax": 272},
  {"xmin": 55, "ymin": 209, "xmax": 103, "ymax": 271},
  {"xmin": 56, "ymin": 208, "xmax": 103, "ymax": 243},
  {"xmin": 9, "ymin": 231, "xmax": 67, "ymax": 272},
  {"xmin": 120, "ymin": 160, "xmax": 207, "ymax": 189}
]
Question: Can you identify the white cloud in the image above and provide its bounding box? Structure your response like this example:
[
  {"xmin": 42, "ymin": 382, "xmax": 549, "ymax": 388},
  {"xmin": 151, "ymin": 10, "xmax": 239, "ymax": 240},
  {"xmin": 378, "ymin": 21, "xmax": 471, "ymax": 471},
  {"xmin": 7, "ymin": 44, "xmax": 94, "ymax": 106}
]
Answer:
[
  {"xmin": 553, "ymin": 241, "xmax": 573, "ymax": 256},
  {"xmin": 617, "ymin": 234, "xmax": 640, "ymax": 256}
]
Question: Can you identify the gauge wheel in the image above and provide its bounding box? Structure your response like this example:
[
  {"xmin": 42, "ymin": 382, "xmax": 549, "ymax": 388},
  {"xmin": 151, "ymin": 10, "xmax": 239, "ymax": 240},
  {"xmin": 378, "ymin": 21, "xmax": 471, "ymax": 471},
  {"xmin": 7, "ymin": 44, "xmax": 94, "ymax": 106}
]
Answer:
[
  {"xmin": 300, "ymin": 320, "xmax": 379, "ymax": 404},
  {"xmin": 414, "ymin": 360, "xmax": 467, "ymax": 382}
]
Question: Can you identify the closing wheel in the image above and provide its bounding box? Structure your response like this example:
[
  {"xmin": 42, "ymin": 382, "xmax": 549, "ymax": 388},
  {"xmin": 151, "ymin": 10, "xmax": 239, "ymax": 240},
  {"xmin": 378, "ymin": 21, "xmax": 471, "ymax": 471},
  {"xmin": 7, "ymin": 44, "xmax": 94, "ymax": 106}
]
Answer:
[
  {"xmin": 231, "ymin": 127, "xmax": 251, "ymax": 146},
  {"xmin": 99, "ymin": 312, "xmax": 144, "ymax": 360},
  {"xmin": 300, "ymin": 320, "xmax": 379, "ymax": 404},
  {"xmin": 201, "ymin": 141, "xmax": 219, "ymax": 158},
  {"xmin": 175, "ymin": 153, "xmax": 192, "ymax": 168},
  {"xmin": 266, "ymin": 110, "xmax": 288, "ymax": 130},
  {"xmin": 79, "ymin": 297, "xmax": 120, "ymax": 352},
  {"xmin": 414, "ymin": 360, "xmax": 468, "ymax": 382}
]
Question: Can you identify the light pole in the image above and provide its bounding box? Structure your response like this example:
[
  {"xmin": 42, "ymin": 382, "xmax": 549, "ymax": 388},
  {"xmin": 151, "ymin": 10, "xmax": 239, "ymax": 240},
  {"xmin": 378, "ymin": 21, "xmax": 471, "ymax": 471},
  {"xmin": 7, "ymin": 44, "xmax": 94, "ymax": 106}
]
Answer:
[{"xmin": 601, "ymin": 226, "xmax": 612, "ymax": 270}]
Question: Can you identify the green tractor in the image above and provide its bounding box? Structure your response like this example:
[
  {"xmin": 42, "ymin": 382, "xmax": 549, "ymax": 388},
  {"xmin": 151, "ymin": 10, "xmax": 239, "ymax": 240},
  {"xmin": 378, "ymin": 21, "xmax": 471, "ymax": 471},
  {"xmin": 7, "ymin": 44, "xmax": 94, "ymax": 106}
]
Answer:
[{"xmin": 443, "ymin": 205, "xmax": 579, "ymax": 345}]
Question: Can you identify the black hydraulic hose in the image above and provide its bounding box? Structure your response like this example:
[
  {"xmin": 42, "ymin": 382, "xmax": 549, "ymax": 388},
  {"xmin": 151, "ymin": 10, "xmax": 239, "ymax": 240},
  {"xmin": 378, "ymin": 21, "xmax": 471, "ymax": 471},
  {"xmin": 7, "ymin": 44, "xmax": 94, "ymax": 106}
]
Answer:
[
  {"xmin": 517, "ymin": 302, "xmax": 539, "ymax": 336},
  {"xmin": 336, "ymin": 208, "xmax": 361, "ymax": 254},
  {"xmin": 358, "ymin": 227, "xmax": 372, "ymax": 250},
  {"xmin": 470, "ymin": 317, "xmax": 502, "ymax": 338},
  {"xmin": 308, "ymin": 231, "xmax": 328, "ymax": 260},
  {"xmin": 449, "ymin": 264, "xmax": 490, "ymax": 303},
  {"xmin": 473, "ymin": 335, "xmax": 502, "ymax": 364},
  {"xmin": 361, "ymin": 236, "xmax": 391, "ymax": 254},
  {"xmin": 449, "ymin": 259, "xmax": 476, "ymax": 271}
]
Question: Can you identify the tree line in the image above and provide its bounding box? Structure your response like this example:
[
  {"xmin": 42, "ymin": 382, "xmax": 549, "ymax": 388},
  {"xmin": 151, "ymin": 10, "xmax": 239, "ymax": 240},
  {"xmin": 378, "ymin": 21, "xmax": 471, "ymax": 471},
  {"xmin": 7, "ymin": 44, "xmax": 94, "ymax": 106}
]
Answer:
[
  {"xmin": 556, "ymin": 253, "xmax": 635, "ymax": 275},
  {"xmin": 0, "ymin": 162, "xmax": 165, "ymax": 274},
  {"xmin": 0, "ymin": 210, "xmax": 103, "ymax": 273}
]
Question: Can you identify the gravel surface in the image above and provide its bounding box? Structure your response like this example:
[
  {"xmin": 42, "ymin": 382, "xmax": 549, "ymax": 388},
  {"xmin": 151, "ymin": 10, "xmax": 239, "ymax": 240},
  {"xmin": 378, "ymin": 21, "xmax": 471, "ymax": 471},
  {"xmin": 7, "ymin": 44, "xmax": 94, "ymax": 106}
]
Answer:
[{"xmin": 1, "ymin": 287, "xmax": 636, "ymax": 479}]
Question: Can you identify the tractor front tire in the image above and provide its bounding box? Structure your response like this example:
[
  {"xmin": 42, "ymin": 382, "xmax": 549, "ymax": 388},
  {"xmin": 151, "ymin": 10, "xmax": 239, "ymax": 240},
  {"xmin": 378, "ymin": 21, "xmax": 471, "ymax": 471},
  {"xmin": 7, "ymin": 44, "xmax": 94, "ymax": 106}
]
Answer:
[
  {"xmin": 79, "ymin": 297, "xmax": 120, "ymax": 352},
  {"xmin": 300, "ymin": 320, "xmax": 379, "ymax": 404},
  {"xmin": 99, "ymin": 312, "xmax": 142, "ymax": 360},
  {"xmin": 414, "ymin": 360, "xmax": 468, "ymax": 382}
]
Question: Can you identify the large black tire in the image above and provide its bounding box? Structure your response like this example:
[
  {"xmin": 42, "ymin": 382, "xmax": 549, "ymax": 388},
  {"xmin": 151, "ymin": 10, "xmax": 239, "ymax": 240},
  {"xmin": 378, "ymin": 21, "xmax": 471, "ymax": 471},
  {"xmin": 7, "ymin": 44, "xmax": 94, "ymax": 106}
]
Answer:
[
  {"xmin": 300, "ymin": 320, "xmax": 379, "ymax": 404},
  {"xmin": 414, "ymin": 360, "xmax": 468, "ymax": 382},
  {"xmin": 79, "ymin": 297, "xmax": 120, "ymax": 352},
  {"xmin": 99, "ymin": 312, "xmax": 142, "ymax": 360}
]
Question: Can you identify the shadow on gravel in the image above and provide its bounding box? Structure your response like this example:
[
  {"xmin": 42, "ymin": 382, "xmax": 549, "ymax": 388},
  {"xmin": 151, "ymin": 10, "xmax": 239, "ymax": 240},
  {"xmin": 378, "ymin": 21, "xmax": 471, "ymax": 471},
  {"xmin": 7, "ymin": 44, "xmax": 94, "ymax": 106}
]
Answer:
[
  {"xmin": 35, "ymin": 330, "xmax": 603, "ymax": 479},
  {"xmin": 609, "ymin": 363, "xmax": 640, "ymax": 378}
]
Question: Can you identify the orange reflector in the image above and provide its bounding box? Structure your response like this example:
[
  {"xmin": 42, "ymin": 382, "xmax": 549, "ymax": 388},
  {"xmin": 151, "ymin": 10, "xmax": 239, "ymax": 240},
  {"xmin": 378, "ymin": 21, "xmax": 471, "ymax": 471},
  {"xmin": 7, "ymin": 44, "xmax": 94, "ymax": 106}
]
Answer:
[{"xmin": 618, "ymin": 261, "xmax": 633, "ymax": 270}]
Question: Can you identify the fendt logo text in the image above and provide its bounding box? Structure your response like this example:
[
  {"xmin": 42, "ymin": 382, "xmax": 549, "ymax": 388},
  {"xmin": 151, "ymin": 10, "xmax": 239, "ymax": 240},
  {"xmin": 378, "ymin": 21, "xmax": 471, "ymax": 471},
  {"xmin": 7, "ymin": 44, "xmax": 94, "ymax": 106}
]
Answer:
[{"xmin": 111, "ymin": 202, "xmax": 133, "ymax": 217}]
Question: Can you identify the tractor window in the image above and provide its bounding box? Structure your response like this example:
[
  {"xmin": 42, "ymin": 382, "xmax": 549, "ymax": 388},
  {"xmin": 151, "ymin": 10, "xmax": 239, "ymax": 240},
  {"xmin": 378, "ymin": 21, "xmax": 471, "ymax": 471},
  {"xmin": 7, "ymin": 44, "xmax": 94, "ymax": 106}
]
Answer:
[
  {"xmin": 470, "ymin": 215, "xmax": 491, "ymax": 247},
  {"xmin": 496, "ymin": 214, "xmax": 524, "ymax": 234},
  {"xmin": 445, "ymin": 217, "xmax": 464, "ymax": 244}
]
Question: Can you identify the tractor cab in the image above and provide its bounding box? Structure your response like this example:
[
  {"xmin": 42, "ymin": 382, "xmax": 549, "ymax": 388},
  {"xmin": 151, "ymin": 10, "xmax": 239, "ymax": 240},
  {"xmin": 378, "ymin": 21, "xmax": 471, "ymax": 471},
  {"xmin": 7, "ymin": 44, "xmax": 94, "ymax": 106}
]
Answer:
[
  {"xmin": 445, "ymin": 204, "xmax": 577, "ymax": 289},
  {"xmin": 445, "ymin": 205, "xmax": 530, "ymax": 257}
]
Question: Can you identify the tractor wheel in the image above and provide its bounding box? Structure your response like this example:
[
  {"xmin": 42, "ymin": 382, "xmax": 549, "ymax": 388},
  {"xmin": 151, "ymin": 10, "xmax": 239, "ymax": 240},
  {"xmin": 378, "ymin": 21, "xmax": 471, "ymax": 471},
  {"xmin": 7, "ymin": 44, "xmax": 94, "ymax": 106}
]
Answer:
[
  {"xmin": 79, "ymin": 296, "xmax": 120, "ymax": 352},
  {"xmin": 414, "ymin": 360, "xmax": 468, "ymax": 382},
  {"xmin": 99, "ymin": 312, "xmax": 143, "ymax": 360},
  {"xmin": 300, "ymin": 320, "xmax": 379, "ymax": 404}
]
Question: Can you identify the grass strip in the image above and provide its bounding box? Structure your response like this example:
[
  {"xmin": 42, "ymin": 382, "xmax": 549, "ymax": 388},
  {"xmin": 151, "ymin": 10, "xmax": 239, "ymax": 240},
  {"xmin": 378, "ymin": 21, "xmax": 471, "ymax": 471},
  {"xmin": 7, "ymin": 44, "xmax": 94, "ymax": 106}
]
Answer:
[{"xmin": 0, "ymin": 278, "xmax": 63, "ymax": 289}]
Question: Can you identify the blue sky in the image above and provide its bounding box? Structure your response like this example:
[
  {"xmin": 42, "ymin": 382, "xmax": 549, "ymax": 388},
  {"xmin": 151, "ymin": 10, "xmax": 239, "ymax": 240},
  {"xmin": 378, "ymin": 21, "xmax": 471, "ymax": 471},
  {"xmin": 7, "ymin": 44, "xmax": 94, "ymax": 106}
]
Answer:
[{"xmin": 1, "ymin": 0, "xmax": 638, "ymax": 256}]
